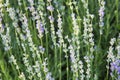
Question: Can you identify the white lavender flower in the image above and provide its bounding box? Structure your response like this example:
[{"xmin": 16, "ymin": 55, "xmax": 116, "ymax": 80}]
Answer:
[
  {"xmin": 18, "ymin": 0, "xmax": 21, "ymax": 6},
  {"xmin": 47, "ymin": 5, "xmax": 54, "ymax": 12},
  {"xmin": 0, "ymin": 27, "xmax": 11, "ymax": 51},
  {"xmin": 28, "ymin": 0, "xmax": 34, "ymax": 6},
  {"xmin": 33, "ymin": 61, "xmax": 42, "ymax": 78},
  {"xmin": 106, "ymin": 38, "xmax": 116, "ymax": 70},
  {"xmin": 0, "ymin": 0, "xmax": 3, "ymax": 9},
  {"xmin": 46, "ymin": 72, "xmax": 54, "ymax": 80},
  {"xmin": 19, "ymin": 13, "xmax": 37, "ymax": 57},
  {"xmin": 56, "ymin": 11, "xmax": 64, "ymax": 46},
  {"xmin": 18, "ymin": 72, "xmax": 25, "ymax": 80},
  {"xmin": 9, "ymin": 55, "xmax": 20, "ymax": 70},
  {"xmin": 4, "ymin": 0, "xmax": 9, "ymax": 7},
  {"xmin": 42, "ymin": 58, "xmax": 54, "ymax": 80},
  {"xmin": 39, "ymin": 46, "xmax": 45, "ymax": 54},
  {"xmin": 48, "ymin": 16, "xmax": 54, "ymax": 23},
  {"xmin": 47, "ymin": 0, "xmax": 52, "ymax": 2},
  {"xmin": 36, "ymin": 20, "xmax": 44, "ymax": 38},
  {"xmin": 98, "ymin": 0, "xmax": 105, "ymax": 35},
  {"xmin": 68, "ymin": 44, "xmax": 78, "ymax": 75},
  {"xmin": 78, "ymin": 61, "xmax": 85, "ymax": 80},
  {"xmin": 81, "ymin": 0, "xmax": 95, "ymax": 79},
  {"xmin": 71, "ymin": 12, "xmax": 79, "ymax": 36},
  {"xmin": 107, "ymin": 34, "xmax": 120, "ymax": 79},
  {"xmin": 107, "ymin": 38, "xmax": 116, "ymax": 62}
]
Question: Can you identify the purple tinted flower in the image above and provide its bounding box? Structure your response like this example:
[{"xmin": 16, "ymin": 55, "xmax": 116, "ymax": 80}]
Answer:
[
  {"xmin": 110, "ymin": 62, "xmax": 117, "ymax": 71},
  {"xmin": 47, "ymin": 5, "xmax": 54, "ymax": 12},
  {"xmin": 117, "ymin": 67, "xmax": 120, "ymax": 74},
  {"xmin": 98, "ymin": 8, "xmax": 105, "ymax": 17},
  {"xmin": 110, "ymin": 59, "xmax": 120, "ymax": 78},
  {"xmin": 48, "ymin": 16, "xmax": 54, "ymax": 23},
  {"xmin": 118, "ymin": 76, "xmax": 120, "ymax": 79},
  {"xmin": 39, "ymin": 23, "xmax": 44, "ymax": 33},
  {"xmin": 39, "ymin": 46, "xmax": 45, "ymax": 54},
  {"xmin": 36, "ymin": 21, "xmax": 44, "ymax": 34}
]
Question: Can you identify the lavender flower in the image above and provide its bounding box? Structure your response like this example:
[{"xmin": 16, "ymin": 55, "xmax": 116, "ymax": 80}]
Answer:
[
  {"xmin": 48, "ymin": 16, "xmax": 54, "ymax": 23},
  {"xmin": 47, "ymin": 5, "xmax": 54, "ymax": 12},
  {"xmin": 98, "ymin": 0, "xmax": 105, "ymax": 35},
  {"xmin": 110, "ymin": 59, "xmax": 120, "ymax": 79},
  {"xmin": 47, "ymin": 0, "xmax": 52, "ymax": 2},
  {"xmin": 36, "ymin": 20, "xmax": 44, "ymax": 38},
  {"xmin": 39, "ymin": 46, "xmax": 45, "ymax": 54}
]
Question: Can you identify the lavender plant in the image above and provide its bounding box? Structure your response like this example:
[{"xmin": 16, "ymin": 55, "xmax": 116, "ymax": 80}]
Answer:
[{"xmin": 0, "ymin": 0, "xmax": 120, "ymax": 80}]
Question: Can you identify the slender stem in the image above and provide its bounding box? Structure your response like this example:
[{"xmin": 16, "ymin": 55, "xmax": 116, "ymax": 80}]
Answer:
[
  {"xmin": 66, "ymin": 52, "xmax": 69, "ymax": 80},
  {"xmin": 46, "ymin": 31, "xmax": 48, "ymax": 57},
  {"xmin": 116, "ymin": 0, "xmax": 119, "ymax": 27},
  {"xmin": 59, "ymin": 45, "xmax": 62, "ymax": 80}
]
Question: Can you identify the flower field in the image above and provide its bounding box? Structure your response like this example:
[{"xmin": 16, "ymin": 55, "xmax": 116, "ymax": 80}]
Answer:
[{"xmin": 0, "ymin": 0, "xmax": 120, "ymax": 80}]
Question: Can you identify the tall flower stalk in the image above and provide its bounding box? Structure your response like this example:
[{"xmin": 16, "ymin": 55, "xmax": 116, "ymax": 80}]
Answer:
[
  {"xmin": 47, "ymin": 0, "xmax": 57, "ymax": 78},
  {"xmin": 98, "ymin": 0, "xmax": 105, "ymax": 35},
  {"xmin": 56, "ymin": 10, "xmax": 64, "ymax": 80},
  {"xmin": 81, "ymin": 0, "xmax": 95, "ymax": 79}
]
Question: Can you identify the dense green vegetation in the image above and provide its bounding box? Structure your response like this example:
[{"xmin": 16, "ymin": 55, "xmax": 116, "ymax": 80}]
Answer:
[{"xmin": 0, "ymin": 0, "xmax": 120, "ymax": 80}]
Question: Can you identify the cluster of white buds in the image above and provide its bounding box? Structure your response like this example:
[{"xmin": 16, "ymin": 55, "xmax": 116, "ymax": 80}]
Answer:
[
  {"xmin": 19, "ymin": 13, "xmax": 37, "ymax": 57},
  {"xmin": 27, "ymin": 0, "xmax": 39, "ymax": 20},
  {"xmin": 23, "ymin": 54, "xmax": 35, "ymax": 79},
  {"xmin": 47, "ymin": 0, "xmax": 56, "ymax": 46},
  {"xmin": 98, "ymin": 0, "xmax": 105, "ymax": 35},
  {"xmin": 83, "ymin": 15, "xmax": 94, "ymax": 48},
  {"xmin": 71, "ymin": 12, "xmax": 81, "ymax": 68},
  {"xmin": 19, "ymin": 11, "xmax": 45, "ymax": 79},
  {"xmin": 18, "ymin": 72, "xmax": 25, "ymax": 80},
  {"xmin": 9, "ymin": 55, "xmax": 19, "ymax": 70},
  {"xmin": 107, "ymin": 38, "xmax": 116, "ymax": 61},
  {"xmin": 84, "ymin": 55, "xmax": 94, "ymax": 80},
  {"xmin": 0, "ymin": 27, "xmax": 11, "ymax": 51},
  {"xmin": 46, "ymin": 72, "xmax": 54, "ymax": 80},
  {"xmin": 18, "ymin": 0, "xmax": 22, "ymax": 6},
  {"xmin": 42, "ymin": 58, "xmax": 54, "ymax": 80},
  {"xmin": 27, "ymin": 0, "xmax": 45, "ymax": 39},
  {"xmin": 4, "ymin": 0, "xmax": 9, "ymax": 7},
  {"xmin": 68, "ymin": 43, "xmax": 78, "ymax": 79},
  {"xmin": 38, "ymin": 46, "xmax": 45, "ymax": 54},
  {"xmin": 81, "ymin": 0, "xmax": 95, "ymax": 79},
  {"xmin": 78, "ymin": 61, "xmax": 85, "ymax": 80},
  {"xmin": 36, "ymin": 20, "xmax": 44, "ymax": 38},
  {"xmin": 106, "ymin": 38, "xmax": 116, "ymax": 70},
  {"xmin": 107, "ymin": 34, "xmax": 120, "ymax": 79},
  {"xmin": 7, "ymin": 8, "xmax": 18, "ymax": 27},
  {"xmin": 7, "ymin": 7, "xmax": 22, "ymax": 47},
  {"xmin": 56, "ymin": 11, "xmax": 64, "ymax": 46},
  {"xmin": 22, "ymin": 44, "xmax": 34, "ymax": 79},
  {"xmin": 33, "ymin": 61, "xmax": 42, "ymax": 78},
  {"xmin": 63, "ymin": 43, "xmax": 68, "ymax": 55},
  {"xmin": 84, "ymin": 56, "xmax": 91, "ymax": 79},
  {"xmin": 71, "ymin": 13, "xmax": 79, "ymax": 36}
]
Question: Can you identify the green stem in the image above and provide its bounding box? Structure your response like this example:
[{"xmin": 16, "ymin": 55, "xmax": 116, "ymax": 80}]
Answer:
[
  {"xmin": 116, "ymin": 0, "xmax": 119, "ymax": 27},
  {"xmin": 59, "ymin": 45, "xmax": 62, "ymax": 80},
  {"xmin": 66, "ymin": 52, "xmax": 69, "ymax": 80}
]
